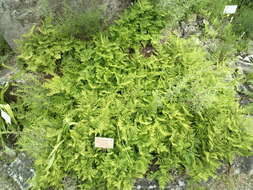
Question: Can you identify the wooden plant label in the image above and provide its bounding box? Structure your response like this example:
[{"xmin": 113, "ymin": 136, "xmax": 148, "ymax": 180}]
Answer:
[
  {"xmin": 95, "ymin": 137, "xmax": 114, "ymax": 149},
  {"xmin": 223, "ymin": 5, "xmax": 238, "ymax": 14},
  {"xmin": 1, "ymin": 110, "xmax": 11, "ymax": 124}
]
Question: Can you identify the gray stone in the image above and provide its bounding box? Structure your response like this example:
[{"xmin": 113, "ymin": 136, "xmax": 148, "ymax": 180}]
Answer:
[
  {"xmin": 0, "ymin": 0, "xmax": 42, "ymax": 50},
  {"xmin": 165, "ymin": 179, "xmax": 186, "ymax": 190},
  {"xmin": 178, "ymin": 180, "xmax": 185, "ymax": 187},
  {"xmin": 6, "ymin": 153, "xmax": 35, "ymax": 190},
  {"xmin": 178, "ymin": 14, "xmax": 204, "ymax": 38},
  {"xmin": 0, "ymin": 0, "xmax": 131, "ymax": 50},
  {"xmin": 0, "ymin": 65, "xmax": 19, "ymax": 86},
  {"xmin": 0, "ymin": 173, "xmax": 20, "ymax": 190},
  {"xmin": 63, "ymin": 177, "xmax": 77, "ymax": 190},
  {"xmin": 4, "ymin": 146, "xmax": 17, "ymax": 158},
  {"xmin": 233, "ymin": 156, "xmax": 253, "ymax": 175},
  {"xmin": 235, "ymin": 54, "xmax": 253, "ymax": 74},
  {"xmin": 243, "ymin": 56, "xmax": 252, "ymax": 63},
  {"xmin": 0, "ymin": 151, "xmax": 20, "ymax": 190},
  {"xmin": 134, "ymin": 178, "xmax": 159, "ymax": 190},
  {"xmin": 180, "ymin": 21, "xmax": 198, "ymax": 37}
]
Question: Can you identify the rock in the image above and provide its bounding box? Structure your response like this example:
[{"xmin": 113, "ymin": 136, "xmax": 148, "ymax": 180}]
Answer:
[
  {"xmin": 232, "ymin": 156, "xmax": 253, "ymax": 175},
  {"xmin": 178, "ymin": 180, "xmax": 185, "ymax": 187},
  {"xmin": 240, "ymin": 96, "xmax": 253, "ymax": 105},
  {"xmin": 180, "ymin": 21, "xmax": 198, "ymax": 37},
  {"xmin": 243, "ymin": 56, "xmax": 252, "ymax": 63},
  {"xmin": 0, "ymin": 174, "xmax": 20, "ymax": 190},
  {"xmin": 133, "ymin": 174, "xmax": 187, "ymax": 190},
  {"xmin": 0, "ymin": 0, "xmax": 131, "ymax": 50},
  {"xmin": 63, "ymin": 177, "xmax": 77, "ymax": 190},
  {"xmin": 6, "ymin": 153, "xmax": 35, "ymax": 190},
  {"xmin": 148, "ymin": 185, "xmax": 158, "ymax": 189},
  {"xmin": 0, "ymin": 0, "xmax": 42, "ymax": 50},
  {"xmin": 235, "ymin": 55, "xmax": 253, "ymax": 74},
  {"xmin": 178, "ymin": 14, "xmax": 203, "ymax": 38},
  {"xmin": 165, "ymin": 178, "xmax": 187, "ymax": 190},
  {"xmin": 134, "ymin": 178, "xmax": 159, "ymax": 190},
  {"xmin": 0, "ymin": 58, "xmax": 19, "ymax": 86},
  {"xmin": 0, "ymin": 151, "xmax": 20, "ymax": 190},
  {"xmin": 4, "ymin": 146, "xmax": 17, "ymax": 158}
]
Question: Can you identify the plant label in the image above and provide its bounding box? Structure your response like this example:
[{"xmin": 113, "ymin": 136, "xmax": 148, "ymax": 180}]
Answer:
[
  {"xmin": 95, "ymin": 137, "xmax": 114, "ymax": 149},
  {"xmin": 1, "ymin": 110, "xmax": 11, "ymax": 124},
  {"xmin": 223, "ymin": 5, "xmax": 238, "ymax": 14}
]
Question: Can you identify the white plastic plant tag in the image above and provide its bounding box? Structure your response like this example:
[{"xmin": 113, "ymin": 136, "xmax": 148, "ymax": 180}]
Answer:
[
  {"xmin": 95, "ymin": 137, "xmax": 114, "ymax": 149},
  {"xmin": 1, "ymin": 109, "xmax": 11, "ymax": 124},
  {"xmin": 223, "ymin": 5, "xmax": 238, "ymax": 14}
]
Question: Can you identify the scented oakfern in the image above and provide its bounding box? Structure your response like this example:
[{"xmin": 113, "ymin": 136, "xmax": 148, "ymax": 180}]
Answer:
[{"xmin": 15, "ymin": 0, "xmax": 253, "ymax": 189}]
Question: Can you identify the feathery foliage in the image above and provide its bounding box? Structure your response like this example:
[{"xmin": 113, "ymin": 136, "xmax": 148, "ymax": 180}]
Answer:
[{"xmin": 15, "ymin": 0, "xmax": 253, "ymax": 189}]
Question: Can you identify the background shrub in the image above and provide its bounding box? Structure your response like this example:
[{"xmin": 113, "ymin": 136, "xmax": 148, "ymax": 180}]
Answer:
[
  {"xmin": 233, "ymin": 6, "xmax": 253, "ymax": 39},
  {"xmin": 54, "ymin": 6, "xmax": 103, "ymax": 40}
]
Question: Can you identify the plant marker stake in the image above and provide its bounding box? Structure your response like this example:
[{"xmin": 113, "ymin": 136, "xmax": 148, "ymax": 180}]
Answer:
[
  {"xmin": 223, "ymin": 5, "xmax": 238, "ymax": 14},
  {"xmin": 1, "ymin": 109, "xmax": 11, "ymax": 124},
  {"xmin": 95, "ymin": 137, "xmax": 114, "ymax": 149}
]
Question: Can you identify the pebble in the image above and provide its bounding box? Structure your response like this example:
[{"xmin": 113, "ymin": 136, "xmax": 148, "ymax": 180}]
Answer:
[
  {"xmin": 148, "ymin": 185, "xmax": 157, "ymax": 189},
  {"xmin": 178, "ymin": 180, "xmax": 185, "ymax": 187},
  {"xmin": 234, "ymin": 168, "xmax": 241, "ymax": 175}
]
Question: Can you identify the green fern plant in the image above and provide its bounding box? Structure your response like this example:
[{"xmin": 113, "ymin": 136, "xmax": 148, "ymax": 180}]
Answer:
[{"xmin": 15, "ymin": 0, "xmax": 253, "ymax": 190}]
